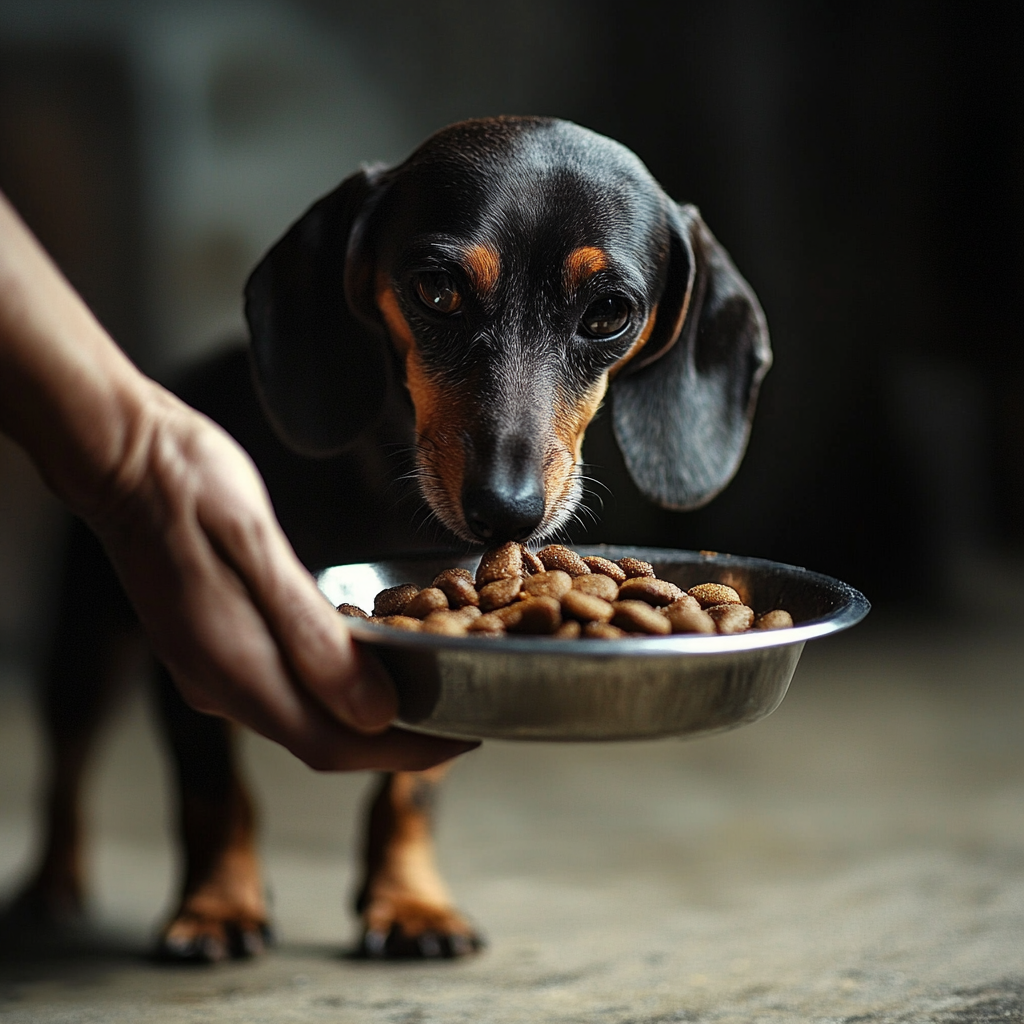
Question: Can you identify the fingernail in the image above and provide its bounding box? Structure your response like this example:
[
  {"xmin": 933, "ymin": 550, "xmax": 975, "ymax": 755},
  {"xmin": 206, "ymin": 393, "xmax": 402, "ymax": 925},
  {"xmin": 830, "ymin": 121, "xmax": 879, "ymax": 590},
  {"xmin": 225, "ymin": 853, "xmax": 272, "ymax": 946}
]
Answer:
[{"xmin": 344, "ymin": 653, "xmax": 397, "ymax": 730}]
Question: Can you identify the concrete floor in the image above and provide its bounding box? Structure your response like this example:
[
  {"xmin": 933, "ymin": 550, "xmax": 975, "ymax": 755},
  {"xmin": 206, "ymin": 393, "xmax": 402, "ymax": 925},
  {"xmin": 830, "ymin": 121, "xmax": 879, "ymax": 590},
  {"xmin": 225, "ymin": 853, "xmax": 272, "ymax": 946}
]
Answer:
[{"xmin": 1, "ymin": 615, "xmax": 1023, "ymax": 1023}]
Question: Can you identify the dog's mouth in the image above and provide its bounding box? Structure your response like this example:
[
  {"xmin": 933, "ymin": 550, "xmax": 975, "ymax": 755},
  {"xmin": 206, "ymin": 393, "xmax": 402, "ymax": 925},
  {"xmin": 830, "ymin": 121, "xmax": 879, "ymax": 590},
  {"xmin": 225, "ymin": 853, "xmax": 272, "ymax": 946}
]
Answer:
[{"xmin": 413, "ymin": 436, "xmax": 583, "ymax": 546}]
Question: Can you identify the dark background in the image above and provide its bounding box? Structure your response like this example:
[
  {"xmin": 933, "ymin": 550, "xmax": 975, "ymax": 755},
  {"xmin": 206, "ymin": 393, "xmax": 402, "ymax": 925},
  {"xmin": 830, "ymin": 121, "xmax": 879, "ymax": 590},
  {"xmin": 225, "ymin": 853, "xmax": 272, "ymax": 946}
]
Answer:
[{"xmin": 0, "ymin": 0, "xmax": 1021, "ymax": 658}]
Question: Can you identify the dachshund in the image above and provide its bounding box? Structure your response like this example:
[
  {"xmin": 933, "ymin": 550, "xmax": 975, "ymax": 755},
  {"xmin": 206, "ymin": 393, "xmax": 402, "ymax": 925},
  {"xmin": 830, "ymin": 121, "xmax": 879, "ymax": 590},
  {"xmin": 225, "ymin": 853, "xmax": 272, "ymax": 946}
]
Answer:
[{"xmin": 17, "ymin": 116, "xmax": 771, "ymax": 961}]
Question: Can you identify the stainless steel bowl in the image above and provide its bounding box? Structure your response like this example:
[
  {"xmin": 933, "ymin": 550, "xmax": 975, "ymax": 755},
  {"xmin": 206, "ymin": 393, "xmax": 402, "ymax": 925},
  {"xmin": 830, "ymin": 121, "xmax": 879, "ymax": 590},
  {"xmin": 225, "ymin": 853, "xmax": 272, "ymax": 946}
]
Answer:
[{"xmin": 317, "ymin": 547, "xmax": 869, "ymax": 742}]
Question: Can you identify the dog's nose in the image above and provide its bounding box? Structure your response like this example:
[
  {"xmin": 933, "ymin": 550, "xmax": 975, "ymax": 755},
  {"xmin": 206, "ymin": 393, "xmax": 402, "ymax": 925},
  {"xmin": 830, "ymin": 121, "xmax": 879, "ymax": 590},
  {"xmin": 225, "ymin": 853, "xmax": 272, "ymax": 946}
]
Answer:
[{"xmin": 462, "ymin": 486, "xmax": 545, "ymax": 542}]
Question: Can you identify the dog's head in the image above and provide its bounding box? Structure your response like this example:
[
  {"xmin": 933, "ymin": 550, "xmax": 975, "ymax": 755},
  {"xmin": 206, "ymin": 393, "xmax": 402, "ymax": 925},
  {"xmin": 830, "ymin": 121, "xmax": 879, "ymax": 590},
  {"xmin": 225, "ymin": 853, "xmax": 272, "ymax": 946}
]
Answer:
[{"xmin": 245, "ymin": 117, "xmax": 771, "ymax": 544}]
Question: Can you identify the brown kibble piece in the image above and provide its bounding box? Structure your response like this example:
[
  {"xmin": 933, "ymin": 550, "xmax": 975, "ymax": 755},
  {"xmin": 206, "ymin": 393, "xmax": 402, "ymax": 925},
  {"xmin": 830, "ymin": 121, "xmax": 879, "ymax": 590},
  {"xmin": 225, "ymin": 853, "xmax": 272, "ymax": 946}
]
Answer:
[
  {"xmin": 664, "ymin": 593, "xmax": 701, "ymax": 614},
  {"xmin": 553, "ymin": 620, "xmax": 582, "ymax": 639},
  {"xmin": 581, "ymin": 556, "xmax": 627, "ymax": 584},
  {"xmin": 560, "ymin": 590, "xmax": 614, "ymax": 623},
  {"xmin": 371, "ymin": 615, "xmax": 422, "ymax": 631},
  {"xmin": 476, "ymin": 541, "xmax": 523, "ymax": 586},
  {"xmin": 432, "ymin": 568, "xmax": 480, "ymax": 608},
  {"xmin": 523, "ymin": 570, "xmax": 573, "ymax": 600},
  {"xmin": 755, "ymin": 609, "xmax": 795, "ymax": 630},
  {"xmin": 373, "ymin": 583, "xmax": 420, "ymax": 617},
  {"xmin": 336, "ymin": 603, "xmax": 369, "ymax": 619},
  {"xmin": 479, "ymin": 576, "xmax": 523, "ymax": 611},
  {"xmin": 610, "ymin": 599, "xmax": 672, "ymax": 635},
  {"xmin": 421, "ymin": 610, "xmax": 471, "ymax": 636},
  {"xmin": 618, "ymin": 577, "xmax": 684, "ymax": 606},
  {"xmin": 520, "ymin": 546, "xmax": 545, "ymax": 575},
  {"xmin": 664, "ymin": 603, "xmax": 716, "ymax": 634},
  {"xmin": 403, "ymin": 587, "xmax": 450, "ymax": 619},
  {"xmin": 508, "ymin": 595, "xmax": 562, "ymax": 634},
  {"xmin": 572, "ymin": 573, "xmax": 620, "ymax": 601},
  {"xmin": 537, "ymin": 544, "xmax": 591, "ymax": 577},
  {"xmin": 433, "ymin": 566, "xmax": 473, "ymax": 585},
  {"xmin": 617, "ymin": 557, "xmax": 655, "ymax": 579},
  {"xmin": 490, "ymin": 603, "xmax": 526, "ymax": 626},
  {"xmin": 468, "ymin": 613, "xmax": 507, "ymax": 635},
  {"xmin": 688, "ymin": 582, "xmax": 742, "ymax": 608},
  {"xmin": 453, "ymin": 604, "xmax": 482, "ymax": 621},
  {"xmin": 583, "ymin": 621, "xmax": 627, "ymax": 639},
  {"xmin": 707, "ymin": 603, "xmax": 755, "ymax": 634}
]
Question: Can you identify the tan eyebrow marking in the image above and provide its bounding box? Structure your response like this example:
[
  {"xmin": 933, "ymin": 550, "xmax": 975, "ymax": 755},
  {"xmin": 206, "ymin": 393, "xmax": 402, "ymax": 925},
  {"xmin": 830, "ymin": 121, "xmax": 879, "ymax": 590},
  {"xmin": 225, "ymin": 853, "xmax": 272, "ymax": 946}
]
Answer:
[
  {"xmin": 375, "ymin": 271, "xmax": 416, "ymax": 357},
  {"xmin": 564, "ymin": 246, "xmax": 609, "ymax": 290},
  {"xmin": 462, "ymin": 243, "xmax": 501, "ymax": 293}
]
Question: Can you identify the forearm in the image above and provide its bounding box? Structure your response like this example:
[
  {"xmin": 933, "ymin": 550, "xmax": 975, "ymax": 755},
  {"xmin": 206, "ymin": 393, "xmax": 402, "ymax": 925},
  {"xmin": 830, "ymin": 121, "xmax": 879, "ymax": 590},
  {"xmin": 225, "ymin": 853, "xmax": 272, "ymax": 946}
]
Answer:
[{"xmin": 0, "ymin": 191, "xmax": 151, "ymax": 518}]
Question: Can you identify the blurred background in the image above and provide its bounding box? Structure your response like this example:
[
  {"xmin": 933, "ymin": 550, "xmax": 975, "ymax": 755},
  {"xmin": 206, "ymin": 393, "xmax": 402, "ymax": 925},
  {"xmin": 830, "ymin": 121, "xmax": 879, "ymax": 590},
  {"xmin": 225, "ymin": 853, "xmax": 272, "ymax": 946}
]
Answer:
[{"xmin": 0, "ymin": 0, "xmax": 1021, "ymax": 664}]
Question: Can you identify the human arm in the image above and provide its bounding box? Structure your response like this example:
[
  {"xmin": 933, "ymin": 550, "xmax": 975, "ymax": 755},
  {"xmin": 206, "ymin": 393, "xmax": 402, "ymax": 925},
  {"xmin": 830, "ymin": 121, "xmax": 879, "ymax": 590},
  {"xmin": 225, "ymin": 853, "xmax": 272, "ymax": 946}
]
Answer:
[{"xmin": 0, "ymin": 191, "xmax": 473, "ymax": 770}]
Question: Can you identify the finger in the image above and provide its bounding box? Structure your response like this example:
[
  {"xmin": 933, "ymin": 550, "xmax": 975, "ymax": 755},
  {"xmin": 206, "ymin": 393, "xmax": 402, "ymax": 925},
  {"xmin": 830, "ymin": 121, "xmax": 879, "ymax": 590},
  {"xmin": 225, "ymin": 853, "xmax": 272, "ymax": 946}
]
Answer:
[
  {"xmin": 196, "ymin": 473, "xmax": 397, "ymax": 731},
  {"xmin": 169, "ymin": 652, "xmax": 477, "ymax": 772}
]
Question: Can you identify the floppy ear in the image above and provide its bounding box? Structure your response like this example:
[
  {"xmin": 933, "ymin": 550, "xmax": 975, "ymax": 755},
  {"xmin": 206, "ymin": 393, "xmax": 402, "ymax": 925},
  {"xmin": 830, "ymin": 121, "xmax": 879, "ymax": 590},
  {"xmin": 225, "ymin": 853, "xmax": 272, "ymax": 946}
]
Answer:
[
  {"xmin": 244, "ymin": 167, "xmax": 391, "ymax": 456},
  {"xmin": 610, "ymin": 202, "xmax": 772, "ymax": 510}
]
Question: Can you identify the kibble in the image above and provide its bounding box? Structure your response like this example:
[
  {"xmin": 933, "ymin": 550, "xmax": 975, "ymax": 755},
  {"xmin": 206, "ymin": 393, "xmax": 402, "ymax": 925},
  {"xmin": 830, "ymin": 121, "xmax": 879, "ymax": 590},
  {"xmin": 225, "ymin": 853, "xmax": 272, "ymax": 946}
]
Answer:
[
  {"xmin": 369, "ymin": 614, "xmax": 422, "ymax": 631},
  {"xmin": 510, "ymin": 596, "xmax": 562, "ymax": 634},
  {"xmin": 583, "ymin": 621, "xmax": 627, "ymax": 639},
  {"xmin": 479, "ymin": 576, "xmax": 524, "ymax": 612},
  {"xmin": 523, "ymin": 570, "xmax": 573, "ymax": 600},
  {"xmin": 432, "ymin": 568, "xmax": 480, "ymax": 608},
  {"xmin": 521, "ymin": 547, "xmax": 545, "ymax": 575},
  {"xmin": 572, "ymin": 573, "xmax": 620, "ymax": 601},
  {"xmin": 610, "ymin": 599, "xmax": 673, "ymax": 635},
  {"xmin": 345, "ymin": 545, "xmax": 794, "ymax": 640},
  {"xmin": 707, "ymin": 603, "xmax": 755, "ymax": 634},
  {"xmin": 755, "ymin": 609, "xmax": 794, "ymax": 630},
  {"xmin": 537, "ymin": 544, "xmax": 591, "ymax": 577},
  {"xmin": 663, "ymin": 602, "xmax": 716, "ymax": 634},
  {"xmin": 403, "ymin": 587, "xmax": 449, "ymax": 619},
  {"xmin": 373, "ymin": 583, "xmax": 420, "ymax": 617},
  {"xmin": 581, "ymin": 556, "xmax": 627, "ymax": 584},
  {"xmin": 560, "ymin": 589, "xmax": 614, "ymax": 623},
  {"xmin": 617, "ymin": 557, "xmax": 655, "ymax": 579},
  {"xmin": 337, "ymin": 603, "xmax": 370, "ymax": 619},
  {"xmin": 618, "ymin": 577, "xmax": 684, "ymax": 606},
  {"xmin": 688, "ymin": 583, "xmax": 741, "ymax": 608},
  {"xmin": 476, "ymin": 541, "xmax": 523, "ymax": 586},
  {"xmin": 421, "ymin": 610, "xmax": 471, "ymax": 636}
]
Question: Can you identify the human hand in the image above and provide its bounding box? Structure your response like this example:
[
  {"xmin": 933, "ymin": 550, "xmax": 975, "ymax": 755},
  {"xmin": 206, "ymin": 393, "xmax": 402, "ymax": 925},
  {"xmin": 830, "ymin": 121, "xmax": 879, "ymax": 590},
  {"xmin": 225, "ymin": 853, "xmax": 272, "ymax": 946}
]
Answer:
[
  {"xmin": 81, "ymin": 381, "xmax": 475, "ymax": 770},
  {"xmin": 0, "ymin": 192, "xmax": 469, "ymax": 769}
]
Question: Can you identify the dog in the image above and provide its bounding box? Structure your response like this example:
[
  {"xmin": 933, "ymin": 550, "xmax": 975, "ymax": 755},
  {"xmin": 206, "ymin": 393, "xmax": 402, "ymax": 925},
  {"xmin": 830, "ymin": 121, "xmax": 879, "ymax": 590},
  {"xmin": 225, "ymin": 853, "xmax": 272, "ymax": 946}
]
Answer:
[{"xmin": 17, "ymin": 116, "xmax": 771, "ymax": 961}]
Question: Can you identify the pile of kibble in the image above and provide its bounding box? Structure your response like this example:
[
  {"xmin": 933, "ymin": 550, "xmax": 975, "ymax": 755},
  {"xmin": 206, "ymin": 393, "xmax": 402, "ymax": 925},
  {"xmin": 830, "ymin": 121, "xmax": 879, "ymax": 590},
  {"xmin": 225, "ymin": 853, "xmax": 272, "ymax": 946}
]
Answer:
[{"xmin": 336, "ymin": 542, "xmax": 794, "ymax": 639}]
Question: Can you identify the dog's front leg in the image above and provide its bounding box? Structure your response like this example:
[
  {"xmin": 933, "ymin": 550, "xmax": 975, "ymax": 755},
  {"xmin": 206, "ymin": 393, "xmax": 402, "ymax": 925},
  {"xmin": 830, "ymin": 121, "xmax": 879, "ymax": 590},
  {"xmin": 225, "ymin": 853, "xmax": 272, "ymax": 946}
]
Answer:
[
  {"xmin": 154, "ymin": 665, "xmax": 270, "ymax": 963},
  {"xmin": 356, "ymin": 766, "xmax": 482, "ymax": 958}
]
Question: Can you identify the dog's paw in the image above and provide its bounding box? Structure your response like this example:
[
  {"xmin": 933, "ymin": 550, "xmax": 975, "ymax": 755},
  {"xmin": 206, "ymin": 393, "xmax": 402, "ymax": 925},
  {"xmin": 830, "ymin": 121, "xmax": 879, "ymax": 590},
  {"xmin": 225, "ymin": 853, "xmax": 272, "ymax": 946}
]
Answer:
[
  {"xmin": 156, "ymin": 910, "xmax": 273, "ymax": 964},
  {"xmin": 358, "ymin": 896, "xmax": 484, "ymax": 959},
  {"xmin": 3, "ymin": 874, "xmax": 85, "ymax": 931}
]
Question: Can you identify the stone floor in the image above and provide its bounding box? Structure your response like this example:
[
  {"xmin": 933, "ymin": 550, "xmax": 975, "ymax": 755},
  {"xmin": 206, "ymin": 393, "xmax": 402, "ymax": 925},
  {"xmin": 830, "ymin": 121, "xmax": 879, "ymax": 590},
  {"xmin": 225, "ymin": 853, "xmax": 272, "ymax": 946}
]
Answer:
[{"xmin": 1, "ymin": 612, "xmax": 1023, "ymax": 1023}]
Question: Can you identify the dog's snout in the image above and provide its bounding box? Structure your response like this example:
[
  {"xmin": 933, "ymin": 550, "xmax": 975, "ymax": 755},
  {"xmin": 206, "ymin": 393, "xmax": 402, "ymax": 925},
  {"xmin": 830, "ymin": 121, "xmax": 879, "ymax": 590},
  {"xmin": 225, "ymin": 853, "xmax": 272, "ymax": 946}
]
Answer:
[{"xmin": 462, "ymin": 485, "xmax": 545, "ymax": 542}]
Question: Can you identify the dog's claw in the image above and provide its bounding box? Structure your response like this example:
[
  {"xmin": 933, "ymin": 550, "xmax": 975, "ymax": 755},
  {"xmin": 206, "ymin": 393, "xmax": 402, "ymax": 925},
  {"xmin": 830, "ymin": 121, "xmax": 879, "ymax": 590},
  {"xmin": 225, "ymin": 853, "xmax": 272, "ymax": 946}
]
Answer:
[
  {"xmin": 357, "ymin": 921, "xmax": 484, "ymax": 959},
  {"xmin": 157, "ymin": 930, "xmax": 228, "ymax": 964},
  {"xmin": 363, "ymin": 928, "xmax": 388, "ymax": 957},
  {"xmin": 157, "ymin": 916, "xmax": 272, "ymax": 965}
]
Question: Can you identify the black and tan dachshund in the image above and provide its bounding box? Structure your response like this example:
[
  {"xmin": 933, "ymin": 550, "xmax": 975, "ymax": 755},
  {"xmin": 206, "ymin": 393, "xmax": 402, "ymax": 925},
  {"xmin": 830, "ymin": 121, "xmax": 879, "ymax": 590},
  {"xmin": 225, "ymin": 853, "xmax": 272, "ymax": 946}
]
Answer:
[{"xmin": 17, "ymin": 116, "xmax": 771, "ymax": 960}]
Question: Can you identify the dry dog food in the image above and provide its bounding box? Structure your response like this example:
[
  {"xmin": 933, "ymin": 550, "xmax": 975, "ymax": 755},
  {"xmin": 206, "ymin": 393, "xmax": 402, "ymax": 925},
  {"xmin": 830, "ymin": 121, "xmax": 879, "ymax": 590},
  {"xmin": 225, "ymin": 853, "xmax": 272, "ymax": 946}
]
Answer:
[{"xmin": 337, "ymin": 542, "xmax": 795, "ymax": 639}]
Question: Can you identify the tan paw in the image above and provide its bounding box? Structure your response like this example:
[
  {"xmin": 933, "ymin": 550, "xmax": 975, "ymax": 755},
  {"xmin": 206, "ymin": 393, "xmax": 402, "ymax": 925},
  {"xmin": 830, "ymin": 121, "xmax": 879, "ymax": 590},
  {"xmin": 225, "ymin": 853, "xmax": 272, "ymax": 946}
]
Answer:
[
  {"xmin": 359, "ymin": 895, "xmax": 483, "ymax": 959},
  {"xmin": 157, "ymin": 905, "xmax": 271, "ymax": 964}
]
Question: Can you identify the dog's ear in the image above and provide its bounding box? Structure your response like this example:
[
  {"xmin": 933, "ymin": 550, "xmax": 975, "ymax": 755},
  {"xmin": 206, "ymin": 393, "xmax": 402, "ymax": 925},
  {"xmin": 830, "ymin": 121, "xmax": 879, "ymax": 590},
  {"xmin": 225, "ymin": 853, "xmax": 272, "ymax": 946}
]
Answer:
[
  {"xmin": 610, "ymin": 203, "xmax": 772, "ymax": 510},
  {"xmin": 244, "ymin": 167, "xmax": 390, "ymax": 456}
]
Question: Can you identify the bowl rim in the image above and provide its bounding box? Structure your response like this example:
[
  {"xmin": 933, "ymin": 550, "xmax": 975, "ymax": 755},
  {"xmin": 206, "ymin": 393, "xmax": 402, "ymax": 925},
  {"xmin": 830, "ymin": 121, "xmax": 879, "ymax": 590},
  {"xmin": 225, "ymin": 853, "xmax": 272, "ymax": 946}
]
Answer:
[{"xmin": 316, "ymin": 545, "xmax": 870, "ymax": 657}]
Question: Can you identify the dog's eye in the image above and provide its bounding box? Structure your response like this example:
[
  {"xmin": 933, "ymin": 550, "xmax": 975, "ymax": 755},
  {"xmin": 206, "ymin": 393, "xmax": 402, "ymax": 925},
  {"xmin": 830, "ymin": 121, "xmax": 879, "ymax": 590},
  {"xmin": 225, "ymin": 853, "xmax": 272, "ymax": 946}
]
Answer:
[
  {"xmin": 415, "ymin": 272, "xmax": 462, "ymax": 315},
  {"xmin": 580, "ymin": 296, "xmax": 630, "ymax": 338}
]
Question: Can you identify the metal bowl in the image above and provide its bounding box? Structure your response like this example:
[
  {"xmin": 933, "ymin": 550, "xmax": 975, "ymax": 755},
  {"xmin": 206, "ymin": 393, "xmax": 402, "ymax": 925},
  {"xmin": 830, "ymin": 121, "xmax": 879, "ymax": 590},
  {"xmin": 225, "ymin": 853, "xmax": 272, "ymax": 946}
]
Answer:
[{"xmin": 317, "ymin": 547, "xmax": 869, "ymax": 742}]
